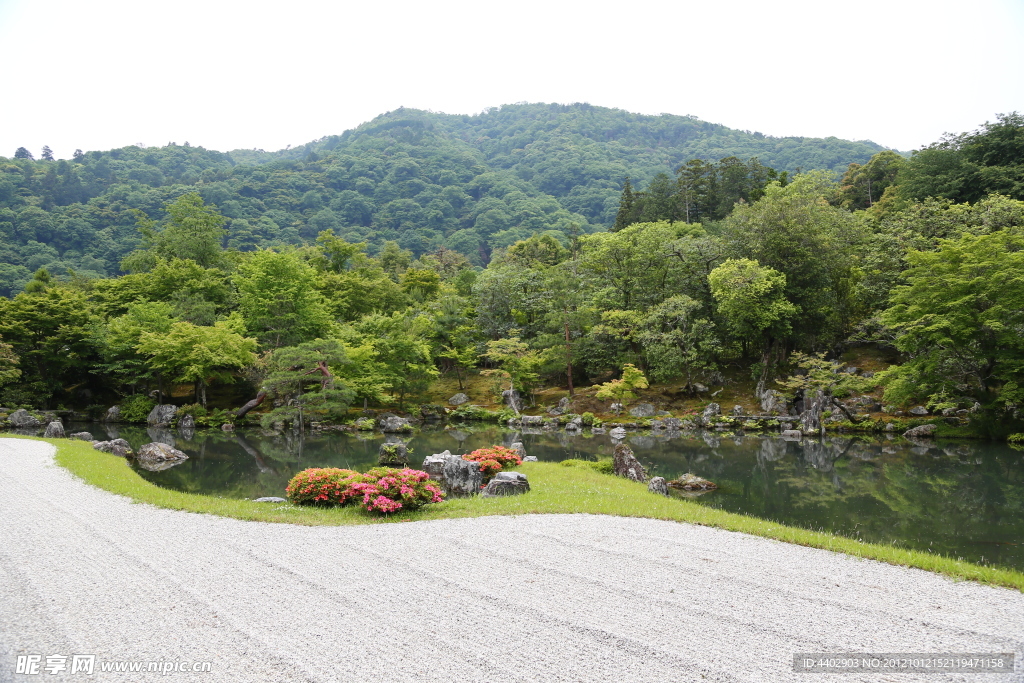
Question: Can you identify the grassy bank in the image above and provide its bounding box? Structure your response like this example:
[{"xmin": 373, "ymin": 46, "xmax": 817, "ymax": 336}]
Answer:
[{"xmin": 26, "ymin": 436, "xmax": 1024, "ymax": 592}]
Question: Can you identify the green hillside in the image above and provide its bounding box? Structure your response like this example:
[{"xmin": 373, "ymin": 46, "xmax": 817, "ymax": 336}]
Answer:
[{"xmin": 0, "ymin": 102, "xmax": 890, "ymax": 296}]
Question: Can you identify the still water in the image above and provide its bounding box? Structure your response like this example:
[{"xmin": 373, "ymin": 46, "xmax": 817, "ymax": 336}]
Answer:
[{"xmin": 68, "ymin": 422, "xmax": 1024, "ymax": 572}]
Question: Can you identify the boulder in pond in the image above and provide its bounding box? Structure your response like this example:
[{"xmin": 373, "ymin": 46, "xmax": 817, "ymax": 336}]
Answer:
[
  {"xmin": 69, "ymin": 431, "xmax": 93, "ymax": 441},
  {"xmin": 609, "ymin": 426, "xmax": 627, "ymax": 439},
  {"xmin": 760, "ymin": 389, "xmax": 787, "ymax": 415},
  {"xmin": 8, "ymin": 409, "xmax": 41, "ymax": 428},
  {"xmin": 647, "ymin": 476, "xmax": 669, "ymax": 496},
  {"xmin": 93, "ymin": 438, "xmax": 133, "ymax": 457},
  {"xmin": 668, "ymin": 473, "xmax": 718, "ymax": 491},
  {"xmin": 702, "ymin": 403, "xmax": 721, "ymax": 421},
  {"xmin": 903, "ymin": 423, "xmax": 937, "ymax": 438},
  {"xmin": 221, "ymin": 423, "xmax": 234, "ymax": 431},
  {"xmin": 422, "ymin": 450, "xmax": 451, "ymax": 480},
  {"xmin": 781, "ymin": 429, "xmax": 803, "ymax": 440},
  {"xmin": 147, "ymin": 404, "xmax": 177, "ymax": 426},
  {"xmin": 448, "ymin": 393, "xmax": 469, "ymax": 406},
  {"xmin": 731, "ymin": 405, "xmax": 744, "ymax": 416},
  {"xmin": 353, "ymin": 417, "xmax": 375, "ymax": 431},
  {"xmin": 662, "ymin": 417, "xmax": 683, "ymax": 430},
  {"xmin": 521, "ymin": 415, "xmax": 544, "ymax": 427},
  {"xmin": 509, "ymin": 442, "xmax": 527, "ymax": 459},
  {"xmin": 612, "ymin": 443, "xmax": 647, "ymax": 483},
  {"xmin": 134, "ymin": 442, "xmax": 188, "ymax": 471},
  {"xmin": 43, "ymin": 421, "xmax": 65, "ymax": 438},
  {"xmin": 565, "ymin": 415, "xmax": 583, "ymax": 431},
  {"xmin": 908, "ymin": 406, "xmax": 929, "ymax": 416},
  {"xmin": 629, "ymin": 402, "xmax": 656, "ymax": 418},
  {"xmin": 178, "ymin": 414, "xmax": 195, "ymax": 430},
  {"xmin": 378, "ymin": 416, "xmax": 413, "ymax": 433},
  {"xmin": 102, "ymin": 405, "xmax": 121, "ymax": 423},
  {"xmin": 378, "ymin": 442, "xmax": 410, "ymax": 466},
  {"xmin": 482, "ymin": 471, "xmax": 530, "ymax": 497}
]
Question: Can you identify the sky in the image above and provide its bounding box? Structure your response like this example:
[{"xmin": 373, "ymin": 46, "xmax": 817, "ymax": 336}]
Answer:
[{"xmin": 1, "ymin": 0, "xmax": 1022, "ymax": 160}]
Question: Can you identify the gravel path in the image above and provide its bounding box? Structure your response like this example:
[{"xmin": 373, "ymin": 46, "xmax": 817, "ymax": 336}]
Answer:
[{"xmin": 1, "ymin": 438, "xmax": 1022, "ymax": 682}]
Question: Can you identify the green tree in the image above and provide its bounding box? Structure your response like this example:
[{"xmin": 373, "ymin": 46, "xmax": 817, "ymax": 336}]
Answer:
[
  {"xmin": 137, "ymin": 317, "xmax": 257, "ymax": 406},
  {"xmin": 636, "ymin": 295, "xmax": 720, "ymax": 390},
  {"xmin": 0, "ymin": 340, "xmax": 20, "ymax": 387},
  {"xmin": 594, "ymin": 363, "xmax": 649, "ymax": 409},
  {"xmin": 483, "ymin": 333, "xmax": 542, "ymax": 399},
  {"xmin": 257, "ymin": 339, "xmax": 355, "ymax": 427},
  {"xmin": 234, "ymin": 250, "xmax": 332, "ymax": 348},
  {"xmin": 121, "ymin": 193, "xmax": 227, "ymax": 272}
]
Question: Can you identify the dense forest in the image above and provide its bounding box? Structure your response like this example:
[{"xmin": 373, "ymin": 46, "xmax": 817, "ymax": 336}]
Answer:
[
  {"xmin": 0, "ymin": 107, "xmax": 1021, "ymax": 435},
  {"xmin": 0, "ymin": 103, "xmax": 889, "ymax": 296}
]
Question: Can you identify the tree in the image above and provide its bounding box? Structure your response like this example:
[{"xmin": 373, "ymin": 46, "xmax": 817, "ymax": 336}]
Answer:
[
  {"xmin": 483, "ymin": 334, "xmax": 542, "ymax": 399},
  {"xmin": 121, "ymin": 193, "xmax": 227, "ymax": 272},
  {"xmin": 95, "ymin": 301, "xmax": 177, "ymax": 394},
  {"xmin": 234, "ymin": 249, "xmax": 332, "ymax": 349},
  {"xmin": 838, "ymin": 150, "xmax": 905, "ymax": 210},
  {"xmin": 879, "ymin": 227, "xmax": 1024, "ymax": 407},
  {"xmin": 257, "ymin": 339, "xmax": 355, "ymax": 427},
  {"xmin": 40, "ymin": 146, "xmax": 54, "ymax": 161},
  {"xmin": 136, "ymin": 318, "xmax": 257, "ymax": 406},
  {"xmin": 14, "ymin": 147, "xmax": 33, "ymax": 160},
  {"xmin": 0, "ymin": 340, "xmax": 20, "ymax": 387},
  {"xmin": 612, "ymin": 177, "xmax": 637, "ymax": 231},
  {"xmin": 636, "ymin": 295, "xmax": 720, "ymax": 390},
  {"xmin": 595, "ymin": 363, "xmax": 649, "ymax": 409}
]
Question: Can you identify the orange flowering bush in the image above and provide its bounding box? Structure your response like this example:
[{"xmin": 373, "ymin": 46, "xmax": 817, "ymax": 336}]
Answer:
[
  {"xmin": 285, "ymin": 468, "xmax": 367, "ymax": 506},
  {"xmin": 463, "ymin": 445, "xmax": 522, "ymax": 479}
]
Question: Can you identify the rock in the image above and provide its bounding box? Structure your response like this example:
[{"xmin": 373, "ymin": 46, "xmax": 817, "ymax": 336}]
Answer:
[
  {"xmin": 612, "ymin": 443, "xmax": 647, "ymax": 483},
  {"xmin": 102, "ymin": 405, "xmax": 121, "ymax": 423},
  {"xmin": 523, "ymin": 456, "xmax": 538, "ymax": 462},
  {"xmin": 420, "ymin": 404, "xmax": 445, "ymax": 420},
  {"xmin": 253, "ymin": 497, "xmax": 287, "ymax": 503},
  {"xmin": 662, "ymin": 418, "xmax": 683, "ymax": 430},
  {"xmin": 43, "ymin": 421, "xmax": 65, "ymax": 438},
  {"xmin": 903, "ymin": 424, "xmax": 937, "ymax": 438},
  {"xmin": 609, "ymin": 426, "xmax": 627, "ymax": 439},
  {"xmin": 760, "ymin": 389, "xmax": 788, "ymax": 415},
  {"xmin": 147, "ymin": 404, "xmax": 177, "ymax": 426},
  {"xmin": 93, "ymin": 438, "xmax": 133, "ymax": 457},
  {"xmin": 482, "ymin": 471, "xmax": 530, "ymax": 497},
  {"xmin": 667, "ymin": 473, "xmax": 718, "ymax": 491},
  {"xmin": 8, "ymin": 409, "xmax": 41, "ymax": 428},
  {"xmin": 629, "ymin": 402, "xmax": 656, "ymax": 418},
  {"xmin": 221, "ymin": 423, "xmax": 234, "ymax": 432},
  {"xmin": 564, "ymin": 416, "xmax": 583, "ymax": 431},
  {"xmin": 649, "ymin": 418, "xmax": 664, "ymax": 430},
  {"xmin": 422, "ymin": 450, "xmax": 451, "ymax": 480},
  {"xmin": 353, "ymin": 417, "xmax": 375, "ymax": 431},
  {"xmin": 591, "ymin": 427, "xmax": 606, "ymax": 434},
  {"xmin": 843, "ymin": 366, "xmax": 860, "ymax": 375},
  {"xmin": 732, "ymin": 405, "xmax": 744, "ymax": 416},
  {"xmin": 799, "ymin": 390, "xmax": 829, "ymax": 436},
  {"xmin": 502, "ymin": 388, "xmax": 524, "ymax": 414},
  {"xmin": 521, "ymin": 415, "xmax": 544, "ymax": 427},
  {"xmin": 548, "ymin": 397, "xmax": 571, "ymax": 416},
  {"xmin": 941, "ymin": 407, "xmax": 957, "ymax": 417},
  {"xmin": 884, "ymin": 422, "xmax": 897, "ymax": 432},
  {"xmin": 135, "ymin": 442, "xmax": 187, "ymax": 463},
  {"xmin": 702, "ymin": 403, "xmax": 721, "ymax": 421},
  {"xmin": 647, "ymin": 476, "xmax": 669, "ymax": 496},
  {"xmin": 609, "ymin": 402, "xmax": 623, "ymax": 414},
  {"xmin": 509, "ymin": 442, "xmax": 527, "ymax": 459},
  {"xmin": 781, "ymin": 429, "xmax": 803, "ymax": 440},
  {"xmin": 861, "ymin": 371, "xmax": 875, "ymax": 379},
  {"xmin": 378, "ymin": 442, "xmax": 410, "ymax": 466},
  {"xmin": 378, "ymin": 416, "xmax": 413, "ymax": 433},
  {"xmin": 178, "ymin": 414, "xmax": 195, "ymax": 430},
  {"xmin": 448, "ymin": 393, "xmax": 469, "ymax": 406},
  {"xmin": 442, "ymin": 455, "xmax": 483, "ymax": 496},
  {"xmin": 692, "ymin": 383, "xmax": 709, "ymax": 393},
  {"xmin": 909, "ymin": 406, "xmax": 929, "ymax": 416},
  {"xmin": 69, "ymin": 431, "xmax": 93, "ymax": 441}
]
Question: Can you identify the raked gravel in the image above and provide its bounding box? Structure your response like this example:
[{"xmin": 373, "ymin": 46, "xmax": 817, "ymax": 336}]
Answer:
[{"xmin": 0, "ymin": 437, "xmax": 1022, "ymax": 682}]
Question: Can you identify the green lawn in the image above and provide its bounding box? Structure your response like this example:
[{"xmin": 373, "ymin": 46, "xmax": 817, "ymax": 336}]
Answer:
[{"xmin": 21, "ymin": 436, "xmax": 1024, "ymax": 592}]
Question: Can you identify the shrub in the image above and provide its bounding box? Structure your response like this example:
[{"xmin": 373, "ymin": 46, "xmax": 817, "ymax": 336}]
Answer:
[
  {"xmin": 177, "ymin": 403, "xmax": 209, "ymax": 419},
  {"xmin": 350, "ymin": 467, "xmax": 444, "ymax": 513},
  {"xmin": 286, "ymin": 468, "xmax": 367, "ymax": 506},
  {"xmin": 581, "ymin": 412, "xmax": 596, "ymax": 426},
  {"xmin": 463, "ymin": 445, "xmax": 522, "ymax": 479},
  {"xmin": 119, "ymin": 395, "xmax": 156, "ymax": 423},
  {"xmin": 560, "ymin": 458, "xmax": 614, "ymax": 474}
]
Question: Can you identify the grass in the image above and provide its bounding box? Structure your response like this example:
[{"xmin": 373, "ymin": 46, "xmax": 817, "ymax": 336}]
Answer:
[{"xmin": 22, "ymin": 436, "xmax": 1024, "ymax": 592}]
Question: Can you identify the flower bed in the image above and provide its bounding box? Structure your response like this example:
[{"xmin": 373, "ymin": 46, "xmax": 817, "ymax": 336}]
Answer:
[{"xmin": 285, "ymin": 466, "xmax": 444, "ymax": 514}]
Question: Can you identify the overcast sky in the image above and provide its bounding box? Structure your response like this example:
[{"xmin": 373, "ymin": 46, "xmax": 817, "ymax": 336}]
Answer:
[{"xmin": 1, "ymin": 0, "xmax": 1022, "ymax": 160}]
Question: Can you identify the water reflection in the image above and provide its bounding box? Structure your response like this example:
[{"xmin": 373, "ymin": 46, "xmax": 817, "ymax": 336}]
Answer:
[{"xmin": 54, "ymin": 422, "xmax": 1024, "ymax": 572}]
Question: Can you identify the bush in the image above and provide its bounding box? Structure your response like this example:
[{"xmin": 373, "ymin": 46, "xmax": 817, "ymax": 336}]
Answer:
[
  {"xmin": 560, "ymin": 458, "xmax": 614, "ymax": 474},
  {"xmin": 286, "ymin": 468, "xmax": 367, "ymax": 506},
  {"xmin": 177, "ymin": 403, "xmax": 209, "ymax": 419},
  {"xmin": 119, "ymin": 395, "xmax": 156, "ymax": 423},
  {"xmin": 463, "ymin": 445, "xmax": 522, "ymax": 479},
  {"xmin": 581, "ymin": 412, "xmax": 596, "ymax": 426},
  {"xmin": 350, "ymin": 467, "xmax": 444, "ymax": 513}
]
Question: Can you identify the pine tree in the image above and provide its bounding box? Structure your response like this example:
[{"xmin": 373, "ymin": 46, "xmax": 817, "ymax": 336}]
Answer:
[
  {"xmin": 40, "ymin": 145, "xmax": 54, "ymax": 161},
  {"xmin": 612, "ymin": 177, "xmax": 636, "ymax": 232},
  {"xmin": 14, "ymin": 147, "xmax": 33, "ymax": 160}
]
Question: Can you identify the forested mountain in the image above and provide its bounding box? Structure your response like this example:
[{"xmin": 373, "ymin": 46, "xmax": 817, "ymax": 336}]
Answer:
[{"xmin": 0, "ymin": 103, "xmax": 890, "ymax": 296}]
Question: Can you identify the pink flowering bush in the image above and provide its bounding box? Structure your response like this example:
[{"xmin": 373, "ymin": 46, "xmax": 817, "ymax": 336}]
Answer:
[
  {"xmin": 463, "ymin": 445, "xmax": 522, "ymax": 479},
  {"xmin": 350, "ymin": 467, "xmax": 444, "ymax": 513},
  {"xmin": 286, "ymin": 468, "xmax": 367, "ymax": 506}
]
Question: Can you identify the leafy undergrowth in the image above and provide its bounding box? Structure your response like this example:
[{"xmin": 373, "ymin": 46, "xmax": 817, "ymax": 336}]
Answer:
[{"xmin": 32, "ymin": 436, "xmax": 1024, "ymax": 592}]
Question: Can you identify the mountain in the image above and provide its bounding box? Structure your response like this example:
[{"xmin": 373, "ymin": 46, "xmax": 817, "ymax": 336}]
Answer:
[{"xmin": 0, "ymin": 102, "xmax": 891, "ymax": 296}]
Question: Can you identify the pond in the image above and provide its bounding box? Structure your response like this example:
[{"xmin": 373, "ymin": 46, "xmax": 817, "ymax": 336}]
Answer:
[{"xmin": 61, "ymin": 422, "xmax": 1024, "ymax": 572}]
